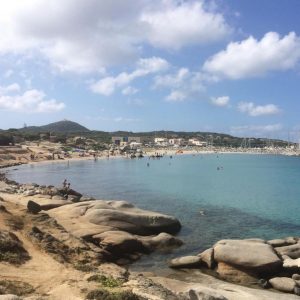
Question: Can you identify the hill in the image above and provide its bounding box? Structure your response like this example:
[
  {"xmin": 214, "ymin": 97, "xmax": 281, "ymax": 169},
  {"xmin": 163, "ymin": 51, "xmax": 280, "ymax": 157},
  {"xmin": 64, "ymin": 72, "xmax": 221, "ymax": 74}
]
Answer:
[{"xmin": 21, "ymin": 120, "xmax": 90, "ymax": 133}]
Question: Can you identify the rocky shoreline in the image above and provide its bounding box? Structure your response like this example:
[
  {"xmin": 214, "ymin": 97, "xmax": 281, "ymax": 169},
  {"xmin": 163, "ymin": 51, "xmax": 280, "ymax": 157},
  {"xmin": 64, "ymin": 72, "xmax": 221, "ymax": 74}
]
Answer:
[{"xmin": 0, "ymin": 173, "xmax": 299, "ymax": 299}]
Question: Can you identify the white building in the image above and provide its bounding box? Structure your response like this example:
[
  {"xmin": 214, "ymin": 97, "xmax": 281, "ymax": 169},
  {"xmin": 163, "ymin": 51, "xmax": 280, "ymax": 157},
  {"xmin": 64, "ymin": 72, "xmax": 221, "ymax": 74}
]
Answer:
[
  {"xmin": 154, "ymin": 138, "xmax": 168, "ymax": 146},
  {"xmin": 169, "ymin": 138, "xmax": 184, "ymax": 146},
  {"xmin": 188, "ymin": 139, "xmax": 207, "ymax": 147}
]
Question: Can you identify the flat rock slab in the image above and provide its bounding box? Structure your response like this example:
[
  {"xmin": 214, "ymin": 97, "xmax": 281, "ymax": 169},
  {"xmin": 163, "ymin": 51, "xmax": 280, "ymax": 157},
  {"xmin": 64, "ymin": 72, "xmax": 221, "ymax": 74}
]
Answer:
[
  {"xmin": 169, "ymin": 256, "xmax": 202, "ymax": 269},
  {"xmin": 47, "ymin": 200, "xmax": 182, "ymax": 259},
  {"xmin": 275, "ymin": 243, "xmax": 300, "ymax": 259},
  {"xmin": 198, "ymin": 248, "xmax": 214, "ymax": 269},
  {"xmin": 216, "ymin": 262, "xmax": 258, "ymax": 284},
  {"xmin": 27, "ymin": 198, "xmax": 72, "ymax": 213},
  {"xmin": 214, "ymin": 239, "xmax": 282, "ymax": 272},
  {"xmin": 268, "ymin": 237, "xmax": 297, "ymax": 248},
  {"xmin": 269, "ymin": 277, "xmax": 296, "ymax": 293},
  {"xmin": 283, "ymin": 256, "xmax": 300, "ymax": 268},
  {"xmin": 48, "ymin": 200, "xmax": 181, "ymax": 238}
]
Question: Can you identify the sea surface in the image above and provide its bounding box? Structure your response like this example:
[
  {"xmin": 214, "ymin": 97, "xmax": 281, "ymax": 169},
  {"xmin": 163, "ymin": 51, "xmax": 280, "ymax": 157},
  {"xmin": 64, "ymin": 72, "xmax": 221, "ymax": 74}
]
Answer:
[{"xmin": 5, "ymin": 153, "xmax": 300, "ymax": 270}]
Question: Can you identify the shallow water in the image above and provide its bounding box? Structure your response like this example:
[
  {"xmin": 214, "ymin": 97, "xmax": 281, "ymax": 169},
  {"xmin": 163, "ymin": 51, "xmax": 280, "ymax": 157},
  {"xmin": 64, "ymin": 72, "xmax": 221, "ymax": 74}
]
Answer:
[{"xmin": 5, "ymin": 153, "xmax": 300, "ymax": 270}]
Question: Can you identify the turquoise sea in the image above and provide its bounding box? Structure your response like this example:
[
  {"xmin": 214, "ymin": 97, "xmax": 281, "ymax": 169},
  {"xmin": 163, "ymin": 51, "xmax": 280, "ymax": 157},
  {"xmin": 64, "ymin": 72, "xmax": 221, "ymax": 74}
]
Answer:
[{"xmin": 5, "ymin": 154, "xmax": 300, "ymax": 269}]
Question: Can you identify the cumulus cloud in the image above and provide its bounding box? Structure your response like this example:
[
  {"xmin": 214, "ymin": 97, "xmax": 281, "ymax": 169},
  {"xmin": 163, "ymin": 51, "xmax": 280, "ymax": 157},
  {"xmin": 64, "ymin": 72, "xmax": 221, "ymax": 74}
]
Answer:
[
  {"xmin": 90, "ymin": 57, "xmax": 169, "ymax": 95},
  {"xmin": 154, "ymin": 68, "xmax": 217, "ymax": 102},
  {"xmin": 238, "ymin": 101, "xmax": 281, "ymax": 116},
  {"xmin": 0, "ymin": 83, "xmax": 65, "ymax": 113},
  {"xmin": 203, "ymin": 32, "xmax": 300, "ymax": 79},
  {"xmin": 211, "ymin": 96, "xmax": 230, "ymax": 107},
  {"xmin": 122, "ymin": 86, "xmax": 139, "ymax": 96},
  {"xmin": 166, "ymin": 90, "xmax": 187, "ymax": 102},
  {"xmin": 0, "ymin": 0, "xmax": 231, "ymax": 74},
  {"xmin": 141, "ymin": 0, "xmax": 230, "ymax": 49},
  {"xmin": 0, "ymin": 83, "xmax": 20, "ymax": 94}
]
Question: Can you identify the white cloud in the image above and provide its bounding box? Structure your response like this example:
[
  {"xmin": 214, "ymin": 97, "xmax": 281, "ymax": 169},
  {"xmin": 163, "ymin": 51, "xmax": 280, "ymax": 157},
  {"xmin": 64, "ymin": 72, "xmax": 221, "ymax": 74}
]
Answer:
[
  {"xmin": 230, "ymin": 124, "xmax": 283, "ymax": 136},
  {"xmin": 203, "ymin": 32, "xmax": 300, "ymax": 79},
  {"xmin": 90, "ymin": 57, "xmax": 169, "ymax": 95},
  {"xmin": 0, "ymin": 0, "xmax": 231, "ymax": 74},
  {"xmin": 166, "ymin": 90, "xmax": 187, "ymax": 102},
  {"xmin": 122, "ymin": 86, "xmax": 139, "ymax": 95},
  {"xmin": 0, "ymin": 83, "xmax": 20, "ymax": 94},
  {"xmin": 211, "ymin": 96, "xmax": 230, "ymax": 107},
  {"xmin": 0, "ymin": 83, "xmax": 65, "ymax": 113},
  {"xmin": 154, "ymin": 67, "xmax": 217, "ymax": 102},
  {"xmin": 113, "ymin": 117, "xmax": 141, "ymax": 123},
  {"xmin": 238, "ymin": 101, "xmax": 281, "ymax": 117},
  {"xmin": 141, "ymin": 0, "xmax": 230, "ymax": 49},
  {"xmin": 154, "ymin": 68, "xmax": 190, "ymax": 89}
]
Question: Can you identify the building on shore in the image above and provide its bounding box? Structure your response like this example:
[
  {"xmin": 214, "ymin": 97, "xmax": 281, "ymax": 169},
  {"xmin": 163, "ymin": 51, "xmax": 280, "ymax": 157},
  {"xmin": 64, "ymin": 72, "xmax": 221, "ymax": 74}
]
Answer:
[
  {"xmin": 154, "ymin": 137, "xmax": 168, "ymax": 146},
  {"xmin": 168, "ymin": 138, "xmax": 184, "ymax": 146},
  {"xmin": 188, "ymin": 138, "xmax": 207, "ymax": 147},
  {"xmin": 112, "ymin": 136, "xmax": 144, "ymax": 146}
]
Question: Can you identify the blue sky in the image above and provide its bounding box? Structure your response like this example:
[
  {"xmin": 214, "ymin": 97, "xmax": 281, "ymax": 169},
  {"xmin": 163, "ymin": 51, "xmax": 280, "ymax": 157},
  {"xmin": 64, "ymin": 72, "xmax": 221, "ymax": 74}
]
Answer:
[{"xmin": 0, "ymin": 0, "xmax": 299, "ymax": 141}]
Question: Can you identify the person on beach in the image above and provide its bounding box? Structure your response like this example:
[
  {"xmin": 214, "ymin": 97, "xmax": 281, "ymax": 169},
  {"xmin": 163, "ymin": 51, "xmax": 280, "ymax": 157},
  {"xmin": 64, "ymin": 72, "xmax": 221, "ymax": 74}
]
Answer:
[
  {"xmin": 63, "ymin": 179, "xmax": 67, "ymax": 188},
  {"xmin": 63, "ymin": 182, "xmax": 71, "ymax": 199}
]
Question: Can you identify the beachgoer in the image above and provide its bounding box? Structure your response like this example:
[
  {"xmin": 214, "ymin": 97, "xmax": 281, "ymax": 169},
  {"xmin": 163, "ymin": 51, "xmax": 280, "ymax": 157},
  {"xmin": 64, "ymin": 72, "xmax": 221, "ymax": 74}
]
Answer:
[{"xmin": 63, "ymin": 179, "xmax": 67, "ymax": 188}]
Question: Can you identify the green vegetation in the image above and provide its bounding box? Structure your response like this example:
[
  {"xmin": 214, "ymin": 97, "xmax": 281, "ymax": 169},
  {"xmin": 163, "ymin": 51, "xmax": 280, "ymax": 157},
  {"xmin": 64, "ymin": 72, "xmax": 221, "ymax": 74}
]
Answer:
[
  {"xmin": 87, "ymin": 274, "xmax": 122, "ymax": 288},
  {"xmin": 0, "ymin": 120, "xmax": 293, "ymax": 148},
  {"xmin": 0, "ymin": 280, "xmax": 34, "ymax": 296},
  {"xmin": 0, "ymin": 231, "xmax": 30, "ymax": 264},
  {"xmin": 21, "ymin": 120, "xmax": 90, "ymax": 133},
  {"xmin": 5, "ymin": 215, "xmax": 25, "ymax": 231},
  {"xmin": 73, "ymin": 262, "xmax": 96, "ymax": 272},
  {"xmin": 0, "ymin": 133, "xmax": 14, "ymax": 146},
  {"xmin": 86, "ymin": 288, "xmax": 141, "ymax": 300}
]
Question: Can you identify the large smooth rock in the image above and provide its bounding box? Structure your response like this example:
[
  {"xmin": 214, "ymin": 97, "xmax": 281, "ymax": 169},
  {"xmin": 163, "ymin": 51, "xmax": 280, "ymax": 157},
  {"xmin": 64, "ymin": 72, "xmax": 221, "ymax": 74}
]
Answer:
[
  {"xmin": 275, "ymin": 243, "xmax": 300, "ymax": 259},
  {"xmin": 269, "ymin": 277, "xmax": 296, "ymax": 293},
  {"xmin": 169, "ymin": 256, "xmax": 202, "ymax": 269},
  {"xmin": 93, "ymin": 230, "xmax": 146, "ymax": 255},
  {"xmin": 198, "ymin": 248, "xmax": 215, "ymax": 269},
  {"xmin": 268, "ymin": 237, "xmax": 297, "ymax": 248},
  {"xmin": 27, "ymin": 199, "xmax": 72, "ymax": 212},
  {"xmin": 187, "ymin": 287, "xmax": 228, "ymax": 300},
  {"xmin": 48, "ymin": 200, "xmax": 181, "ymax": 237},
  {"xmin": 151, "ymin": 276, "xmax": 300, "ymax": 300},
  {"xmin": 143, "ymin": 232, "xmax": 183, "ymax": 250},
  {"xmin": 283, "ymin": 256, "xmax": 300, "ymax": 268},
  {"xmin": 216, "ymin": 262, "xmax": 258, "ymax": 284},
  {"xmin": 46, "ymin": 200, "xmax": 182, "ymax": 260},
  {"xmin": 214, "ymin": 239, "xmax": 282, "ymax": 272}
]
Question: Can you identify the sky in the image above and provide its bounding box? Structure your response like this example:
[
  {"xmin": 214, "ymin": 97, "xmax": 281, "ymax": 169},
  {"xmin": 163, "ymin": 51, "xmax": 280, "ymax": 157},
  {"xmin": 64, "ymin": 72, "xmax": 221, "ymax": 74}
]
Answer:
[{"xmin": 0, "ymin": 0, "xmax": 299, "ymax": 141}]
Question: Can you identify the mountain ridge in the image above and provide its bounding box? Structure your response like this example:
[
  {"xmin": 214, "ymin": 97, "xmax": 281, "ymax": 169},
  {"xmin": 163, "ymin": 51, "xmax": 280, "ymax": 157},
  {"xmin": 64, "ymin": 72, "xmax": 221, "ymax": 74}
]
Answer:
[{"xmin": 20, "ymin": 120, "xmax": 90, "ymax": 133}]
